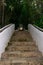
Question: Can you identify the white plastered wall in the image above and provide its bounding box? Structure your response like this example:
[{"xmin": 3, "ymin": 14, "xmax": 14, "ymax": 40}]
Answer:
[
  {"xmin": 28, "ymin": 24, "xmax": 43, "ymax": 54},
  {"xmin": 0, "ymin": 24, "xmax": 15, "ymax": 58}
]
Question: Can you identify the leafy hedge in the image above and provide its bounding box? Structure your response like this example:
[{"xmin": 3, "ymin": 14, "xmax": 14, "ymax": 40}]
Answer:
[{"xmin": 33, "ymin": 15, "xmax": 43, "ymax": 28}]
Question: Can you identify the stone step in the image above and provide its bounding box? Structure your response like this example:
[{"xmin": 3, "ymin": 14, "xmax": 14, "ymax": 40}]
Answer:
[
  {"xmin": 7, "ymin": 44, "xmax": 37, "ymax": 49},
  {"xmin": 10, "ymin": 38, "xmax": 33, "ymax": 42},
  {"xmin": 10, "ymin": 36, "xmax": 33, "ymax": 42},
  {"xmin": 10, "ymin": 31, "xmax": 33, "ymax": 42},
  {"xmin": 5, "ymin": 46, "xmax": 38, "ymax": 51},
  {"xmin": 0, "ymin": 57, "xmax": 43, "ymax": 65},
  {"xmin": 0, "ymin": 61, "xmax": 42, "ymax": 65},
  {"xmin": 2, "ymin": 51, "xmax": 42, "ymax": 60},
  {"xmin": 8, "ymin": 42, "xmax": 36, "ymax": 46}
]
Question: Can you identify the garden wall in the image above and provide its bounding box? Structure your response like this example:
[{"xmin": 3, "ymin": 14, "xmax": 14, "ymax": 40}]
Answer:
[
  {"xmin": 28, "ymin": 24, "xmax": 43, "ymax": 54},
  {"xmin": 0, "ymin": 24, "xmax": 15, "ymax": 58}
]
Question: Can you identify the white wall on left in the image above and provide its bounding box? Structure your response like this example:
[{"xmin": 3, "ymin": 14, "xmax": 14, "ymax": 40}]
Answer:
[{"xmin": 0, "ymin": 24, "xmax": 15, "ymax": 58}]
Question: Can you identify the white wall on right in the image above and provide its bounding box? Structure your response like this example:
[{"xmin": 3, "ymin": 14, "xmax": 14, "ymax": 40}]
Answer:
[{"xmin": 28, "ymin": 24, "xmax": 43, "ymax": 54}]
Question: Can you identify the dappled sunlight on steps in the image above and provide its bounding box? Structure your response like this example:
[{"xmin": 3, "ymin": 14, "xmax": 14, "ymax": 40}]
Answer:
[{"xmin": 0, "ymin": 31, "xmax": 43, "ymax": 65}]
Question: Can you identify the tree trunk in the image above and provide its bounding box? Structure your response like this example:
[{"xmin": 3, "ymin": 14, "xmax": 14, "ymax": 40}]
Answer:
[{"xmin": 2, "ymin": 0, "xmax": 5, "ymax": 26}]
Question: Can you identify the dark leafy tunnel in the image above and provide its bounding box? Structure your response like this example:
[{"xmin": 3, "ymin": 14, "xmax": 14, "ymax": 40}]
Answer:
[
  {"xmin": 0, "ymin": 0, "xmax": 43, "ymax": 29},
  {"xmin": 5, "ymin": 0, "xmax": 30, "ymax": 29}
]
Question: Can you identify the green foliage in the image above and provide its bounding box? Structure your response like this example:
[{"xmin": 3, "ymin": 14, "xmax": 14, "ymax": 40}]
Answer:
[
  {"xmin": 4, "ymin": 0, "xmax": 43, "ymax": 28},
  {"xmin": 34, "ymin": 15, "xmax": 43, "ymax": 28}
]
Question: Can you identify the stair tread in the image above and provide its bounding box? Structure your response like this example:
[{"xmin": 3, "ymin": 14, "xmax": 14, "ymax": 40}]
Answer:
[
  {"xmin": 7, "ymin": 45, "xmax": 37, "ymax": 48},
  {"xmin": 6, "ymin": 46, "xmax": 38, "ymax": 51},
  {"xmin": 2, "ymin": 51, "xmax": 42, "ymax": 59},
  {"xmin": 1, "ymin": 57, "xmax": 43, "ymax": 61},
  {"xmin": 0, "ymin": 59, "xmax": 43, "ymax": 65},
  {"xmin": 8, "ymin": 41, "xmax": 36, "ymax": 46}
]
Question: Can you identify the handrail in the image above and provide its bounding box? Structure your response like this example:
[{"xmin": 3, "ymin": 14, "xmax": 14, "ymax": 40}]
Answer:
[
  {"xmin": 0, "ymin": 24, "xmax": 13, "ymax": 33},
  {"xmin": 33, "ymin": 24, "xmax": 43, "ymax": 32}
]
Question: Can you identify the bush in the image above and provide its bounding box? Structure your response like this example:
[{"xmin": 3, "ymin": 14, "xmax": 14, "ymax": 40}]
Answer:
[{"xmin": 33, "ymin": 15, "xmax": 43, "ymax": 28}]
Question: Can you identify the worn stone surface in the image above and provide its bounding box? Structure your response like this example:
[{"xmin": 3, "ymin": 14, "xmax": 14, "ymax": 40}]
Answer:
[
  {"xmin": 2, "ymin": 51, "xmax": 42, "ymax": 60},
  {"xmin": 8, "ymin": 42, "xmax": 36, "ymax": 46},
  {"xmin": 6, "ymin": 46, "xmax": 38, "ymax": 51},
  {"xmin": 0, "ymin": 31, "xmax": 43, "ymax": 65}
]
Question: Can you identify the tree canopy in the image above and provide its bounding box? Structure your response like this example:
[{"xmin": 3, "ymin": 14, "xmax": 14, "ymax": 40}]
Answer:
[{"xmin": 1, "ymin": 0, "xmax": 43, "ymax": 28}]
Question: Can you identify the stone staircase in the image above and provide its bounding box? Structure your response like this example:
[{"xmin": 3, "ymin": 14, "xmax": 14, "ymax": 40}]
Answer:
[{"xmin": 0, "ymin": 31, "xmax": 43, "ymax": 65}]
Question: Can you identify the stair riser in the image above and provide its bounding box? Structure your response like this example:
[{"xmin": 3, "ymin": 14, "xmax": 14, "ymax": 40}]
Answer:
[
  {"xmin": 10, "ymin": 39, "xmax": 33, "ymax": 42},
  {"xmin": 0, "ymin": 62, "xmax": 40, "ymax": 65}
]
